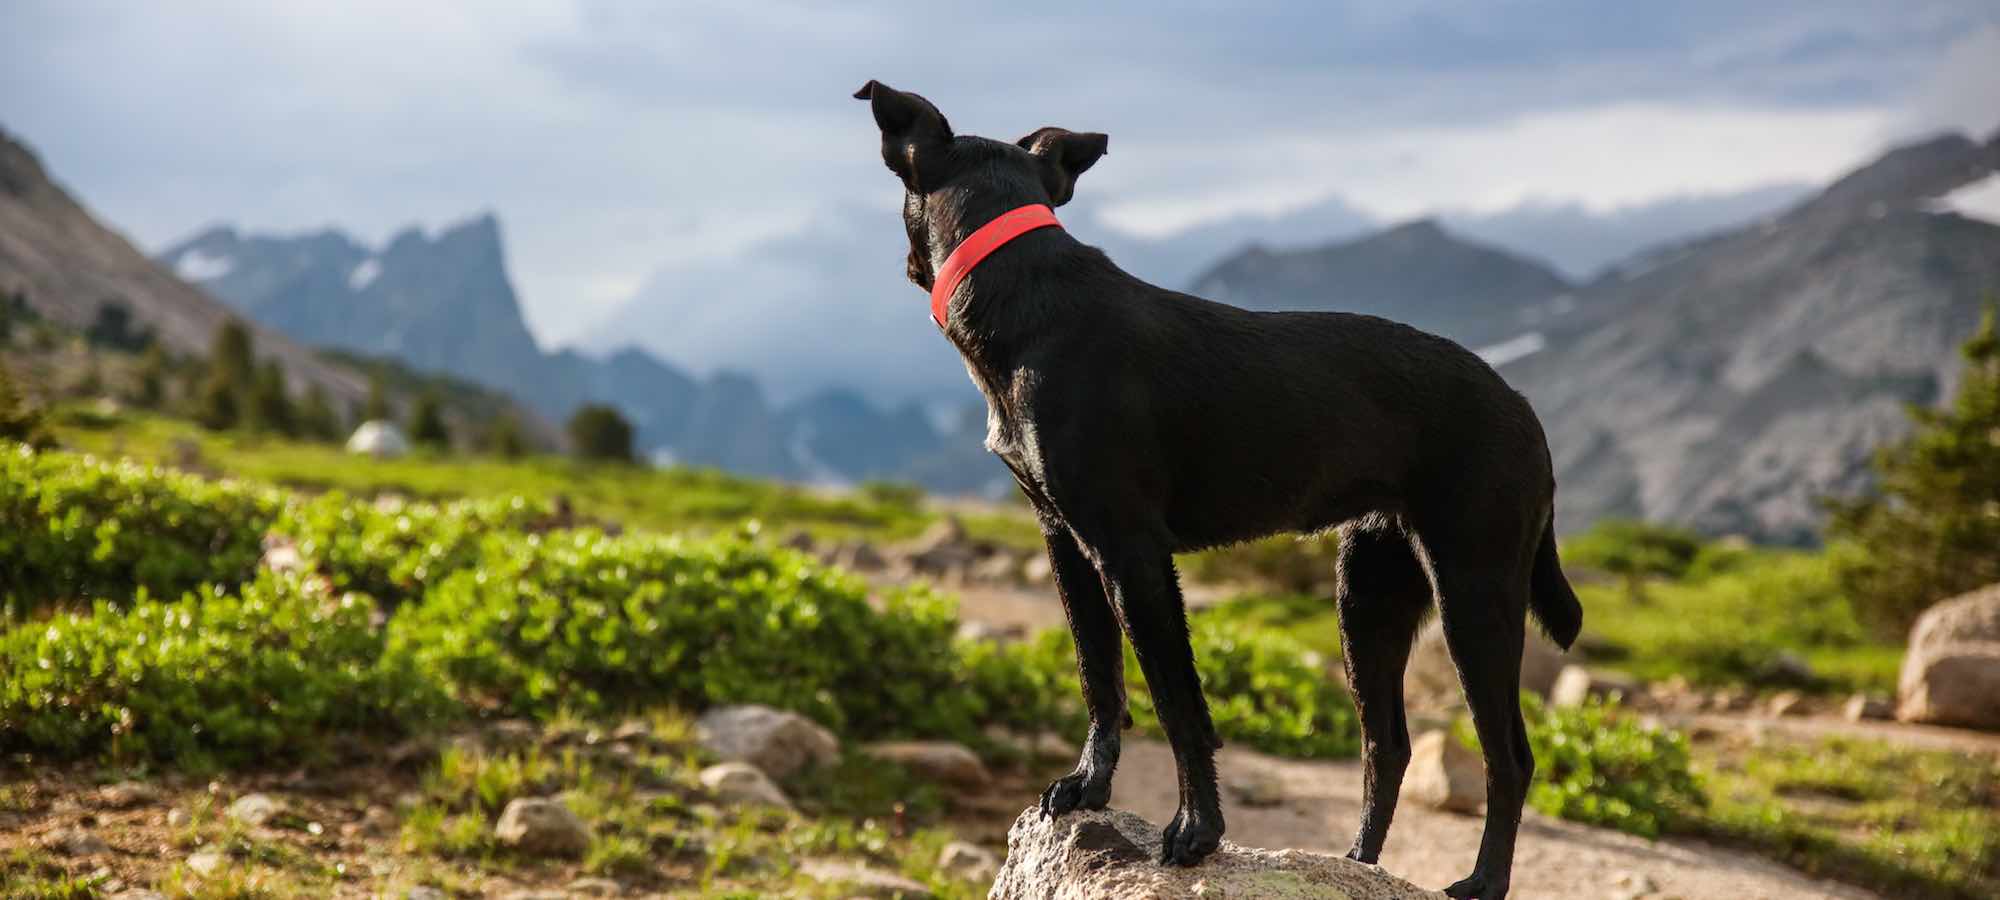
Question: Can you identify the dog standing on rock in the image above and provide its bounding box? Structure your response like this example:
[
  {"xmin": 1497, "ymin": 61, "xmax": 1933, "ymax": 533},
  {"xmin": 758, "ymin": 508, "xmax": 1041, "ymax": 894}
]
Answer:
[{"xmin": 854, "ymin": 81, "xmax": 1582, "ymax": 900}]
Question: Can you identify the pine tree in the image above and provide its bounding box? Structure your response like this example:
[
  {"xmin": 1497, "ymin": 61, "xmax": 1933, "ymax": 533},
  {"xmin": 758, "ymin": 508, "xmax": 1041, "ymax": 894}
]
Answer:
[
  {"xmin": 566, "ymin": 404, "xmax": 635, "ymax": 463},
  {"xmin": 482, "ymin": 412, "xmax": 528, "ymax": 458},
  {"xmin": 1830, "ymin": 300, "xmax": 2000, "ymax": 635},
  {"xmin": 195, "ymin": 320, "xmax": 256, "ymax": 431},
  {"xmin": 407, "ymin": 392, "xmax": 450, "ymax": 450},
  {"xmin": 132, "ymin": 344, "xmax": 167, "ymax": 408},
  {"xmin": 247, "ymin": 360, "xmax": 296, "ymax": 435},
  {"xmin": 298, "ymin": 384, "xmax": 342, "ymax": 441},
  {"xmin": 0, "ymin": 361, "xmax": 46, "ymax": 445}
]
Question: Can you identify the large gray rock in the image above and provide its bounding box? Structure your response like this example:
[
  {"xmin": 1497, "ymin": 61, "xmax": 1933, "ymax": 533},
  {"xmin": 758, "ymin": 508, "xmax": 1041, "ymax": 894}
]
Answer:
[
  {"xmin": 861, "ymin": 740, "xmax": 991, "ymax": 787},
  {"xmin": 699, "ymin": 761, "xmax": 795, "ymax": 811},
  {"xmin": 345, "ymin": 420, "xmax": 410, "ymax": 459},
  {"xmin": 1550, "ymin": 665, "xmax": 1641, "ymax": 708},
  {"xmin": 696, "ymin": 704, "xmax": 840, "ymax": 778},
  {"xmin": 1898, "ymin": 585, "xmax": 2000, "ymax": 731},
  {"xmin": 1404, "ymin": 622, "xmax": 1566, "ymax": 710},
  {"xmin": 988, "ymin": 807, "xmax": 1438, "ymax": 899},
  {"xmin": 1405, "ymin": 731, "xmax": 1483, "ymax": 815},
  {"xmin": 493, "ymin": 797, "xmax": 590, "ymax": 857},
  {"xmin": 1898, "ymin": 642, "xmax": 2000, "ymax": 731}
]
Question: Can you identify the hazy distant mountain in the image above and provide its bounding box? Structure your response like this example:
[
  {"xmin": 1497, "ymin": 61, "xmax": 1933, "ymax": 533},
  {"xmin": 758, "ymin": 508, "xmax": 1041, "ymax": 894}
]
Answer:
[
  {"xmin": 0, "ymin": 127, "xmax": 369, "ymax": 406},
  {"xmin": 1503, "ymin": 131, "xmax": 2000, "ymax": 543},
  {"xmin": 1188, "ymin": 218, "xmax": 1578, "ymax": 350}
]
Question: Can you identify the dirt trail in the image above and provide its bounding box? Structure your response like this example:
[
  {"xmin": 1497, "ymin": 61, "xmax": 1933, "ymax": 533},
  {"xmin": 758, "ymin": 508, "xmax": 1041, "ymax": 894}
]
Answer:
[
  {"xmin": 1111, "ymin": 738, "xmax": 1878, "ymax": 900},
  {"xmin": 951, "ymin": 584, "xmax": 1900, "ymax": 898}
]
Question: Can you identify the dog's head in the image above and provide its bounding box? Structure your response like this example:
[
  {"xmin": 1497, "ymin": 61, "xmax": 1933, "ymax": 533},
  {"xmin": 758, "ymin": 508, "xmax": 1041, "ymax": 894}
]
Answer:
[{"xmin": 853, "ymin": 80, "xmax": 1107, "ymax": 290}]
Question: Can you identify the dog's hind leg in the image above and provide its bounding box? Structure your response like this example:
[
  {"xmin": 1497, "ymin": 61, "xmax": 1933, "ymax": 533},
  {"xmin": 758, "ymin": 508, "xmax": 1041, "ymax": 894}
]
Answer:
[
  {"xmin": 1420, "ymin": 522, "xmax": 1538, "ymax": 900},
  {"xmin": 1037, "ymin": 521, "xmax": 1129, "ymax": 818},
  {"xmin": 1334, "ymin": 520, "xmax": 1432, "ymax": 864}
]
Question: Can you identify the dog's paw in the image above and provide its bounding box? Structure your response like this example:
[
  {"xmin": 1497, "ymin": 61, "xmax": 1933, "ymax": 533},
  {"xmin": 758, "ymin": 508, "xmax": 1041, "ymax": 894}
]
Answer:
[
  {"xmin": 1443, "ymin": 870, "xmax": 1508, "ymax": 900},
  {"xmin": 1038, "ymin": 770, "xmax": 1111, "ymax": 818},
  {"xmin": 1157, "ymin": 806, "xmax": 1222, "ymax": 866}
]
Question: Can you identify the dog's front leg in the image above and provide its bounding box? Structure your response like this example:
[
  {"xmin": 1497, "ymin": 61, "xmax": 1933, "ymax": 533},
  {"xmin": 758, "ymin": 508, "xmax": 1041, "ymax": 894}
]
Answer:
[
  {"xmin": 1036, "ymin": 522, "xmax": 1128, "ymax": 818},
  {"xmin": 1096, "ymin": 544, "xmax": 1224, "ymax": 866}
]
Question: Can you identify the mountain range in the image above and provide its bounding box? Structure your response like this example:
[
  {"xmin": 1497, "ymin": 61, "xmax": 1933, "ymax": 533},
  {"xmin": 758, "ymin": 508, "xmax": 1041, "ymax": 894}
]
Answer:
[{"xmin": 16, "ymin": 115, "xmax": 1993, "ymax": 541}]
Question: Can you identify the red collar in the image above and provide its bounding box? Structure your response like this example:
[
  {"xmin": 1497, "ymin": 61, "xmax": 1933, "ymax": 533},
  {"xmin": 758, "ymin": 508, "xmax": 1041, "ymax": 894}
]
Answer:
[{"xmin": 929, "ymin": 203, "xmax": 1062, "ymax": 328}]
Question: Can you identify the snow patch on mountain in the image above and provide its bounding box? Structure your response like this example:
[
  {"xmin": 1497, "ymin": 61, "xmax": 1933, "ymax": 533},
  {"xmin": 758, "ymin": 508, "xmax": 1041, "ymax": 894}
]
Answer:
[
  {"xmin": 348, "ymin": 257, "xmax": 382, "ymax": 290},
  {"xmin": 174, "ymin": 247, "xmax": 233, "ymax": 282},
  {"xmin": 1926, "ymin": 172, "xmax": 2000, "ymax": 225},
  {"xmin": 1476, "ymin": 331, "xmax": 1546, "ymax": 367}
]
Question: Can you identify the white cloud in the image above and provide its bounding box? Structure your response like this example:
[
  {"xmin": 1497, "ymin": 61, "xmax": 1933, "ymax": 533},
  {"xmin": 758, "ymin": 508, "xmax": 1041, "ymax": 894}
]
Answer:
[{"xmin": 1098, "ymin": 103, "xmax": 1889, "ymax": 238}]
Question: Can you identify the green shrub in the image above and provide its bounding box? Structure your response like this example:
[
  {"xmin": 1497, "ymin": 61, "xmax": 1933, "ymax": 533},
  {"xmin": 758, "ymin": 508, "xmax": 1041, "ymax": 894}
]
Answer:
[
  {"xmin": 274, "ymin": 492, "xmax": 554, "ymax": 605},
  {"xmin": 1181, "ymin": 533, "xmax": 1340, "ymax": 594},
  {"xmin": 1024, "ymin": 613, "xmax": 1360, "ymax": 759},
  {"xmin": 1488, "ymin": 694, "xmax": 1703, "ymax": 838},
  {"xmin": 0, "ymin": 571, "xmax": 446, "ymax": 763},
  {"xmin": 0, "ymin": 445, "xmax": 280, "ymax": 617},
  {"xmin": 387, "ymin": 530, "xmax": 1071, "ymax": 742}
]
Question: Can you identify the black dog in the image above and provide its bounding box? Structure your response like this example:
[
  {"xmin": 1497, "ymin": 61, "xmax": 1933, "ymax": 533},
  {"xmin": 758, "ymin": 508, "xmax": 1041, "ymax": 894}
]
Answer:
[{"xmin": 855, "ymin": 81, "xmax": 1581, "ymax": 900}]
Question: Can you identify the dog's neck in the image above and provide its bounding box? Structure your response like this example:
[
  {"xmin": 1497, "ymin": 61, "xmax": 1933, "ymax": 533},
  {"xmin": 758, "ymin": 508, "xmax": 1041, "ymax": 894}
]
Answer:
[{"xmin": 922, "ymin": 194, "xmax": 1097, "ymax": 344}]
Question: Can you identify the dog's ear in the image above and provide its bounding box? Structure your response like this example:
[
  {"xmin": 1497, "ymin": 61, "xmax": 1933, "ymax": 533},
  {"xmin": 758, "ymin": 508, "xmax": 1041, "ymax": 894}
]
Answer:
[
  {"xmin": 854, "ymin": 80, "xmax": 953, "ymax": 192},
  {"xmin": 1016, "ymin": 127, "xmax": 1109, "ymax": 206}
]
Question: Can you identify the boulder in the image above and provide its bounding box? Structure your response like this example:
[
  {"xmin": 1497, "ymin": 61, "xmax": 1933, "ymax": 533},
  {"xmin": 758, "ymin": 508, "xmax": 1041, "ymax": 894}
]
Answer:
[
  {"xmin": 1764, "ymin": 690, "xmax": 1807, "ymax": 717},
  {"xmin": 96, "ymin": 780, "xmax": 157, "ymax": 809},
  {"xmin": 862, "ymin": 741, "xmax": 991, "ymax": 787},
  {"xmin": 699, "ymin": 762, "xmax": 795, "ymax": 811},
  {"xmin": 1896, "ymin": 585, "xmax": 2000, "ymax": 731},
  {"xmin": 493, "ymin": 797, "xmax": 591, "ymax": 857},
  {"xmin": 937, "ymin": 840, "xmax": 1001, "ymax": 883},
  {"xmin": 696, "ymin": 705, "xmax": 840, "ymax": 778},
  {"xmin": 1405, "ymin": 730, "xmax": 1484, "ymax": 815},
  {"xmin": 345, "ymin": 420, "xmax": 410, "ymax": 459},
  {"xmin": 988, "ymin": 807, "xmax": 1434, "ymax": 899},
  {"xmin": 1843, "ymin": 693, "xmax": 1893, "ymax": 722},
  {"xmin": 798, "ymin": 858, "xmax": 935, "ymax": 898},
  {"xmin": 1405, "ymin": 622, "xmax": 1566, "ymax": 709},
  {"xmin": 1908, "ymin": 583, "xmax": 2000, "ymax": 651},
  {"xmin": 1550, "ymin": 665, "xmax": 1641, "ymax": 708},
  {"xmin": 1898, "ymin": 641, "xmax": 2000, "ymax": 730}
]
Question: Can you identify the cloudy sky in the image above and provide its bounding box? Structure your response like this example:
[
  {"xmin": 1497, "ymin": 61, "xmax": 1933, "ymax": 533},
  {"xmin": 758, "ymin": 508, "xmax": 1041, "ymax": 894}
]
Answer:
[{"xmin": 3, "ymin": 1, "xmax": 1997, "ymax": 401}]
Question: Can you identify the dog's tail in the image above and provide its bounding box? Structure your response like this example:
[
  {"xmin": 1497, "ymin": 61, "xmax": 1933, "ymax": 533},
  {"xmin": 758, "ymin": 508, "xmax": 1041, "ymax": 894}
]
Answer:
[{"xmin": 1528, "ymin": 514, "xmax": 1583, "ymax": 650}]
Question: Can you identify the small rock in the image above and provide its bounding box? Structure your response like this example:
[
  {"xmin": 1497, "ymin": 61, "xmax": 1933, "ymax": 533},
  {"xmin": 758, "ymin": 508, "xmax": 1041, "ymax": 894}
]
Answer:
[
  {"xmin": 185, "ymin": 849, "xmax": 226, "ymax": 876},
  {"xmin": 696, "ymin": 705, "xmax": 841, "ymax": 779},
  {"xmin": 699, "ymin": 762, "xmax": 795, "ymax": 811},
  {"xmin": 1843, "ymin": 693, "xmax": 1893, "ymax": 722},
  {"xmin": 1757, "ymin": 652, "xmax": 1816, "ymax": 686},
  {"xmin": 165, "ymin": 807, "xmax": 191, "ymax": 828},
  {"xmin": 782, "ymin": 529, "xmax": 817, "ymax": 552},
  {"xmin": 493, "ymin": 797, "xmax": 591, "ymax": 857},
  {"xmin": 47, "ymin": 827, "xmax": 110, "ymax": 856},
  {"xmin": 1022, "ymin": 555, "xmax": 1053, "ymax": 584},
  {"xmin": 566, "ymin": 876, "xmax": 624, "ymax": 896},
  {"xmin": 486, "ymin": 718, "xmax": 540, "ymax": 747},
  {"xmin": 1224, "ymin": 768, "xmax": 1285, "ymax": 808},
  {"xmin": 108, "ymin": 891, "xmax": 168, "ymax": 900},
  {"xmin": 862, "ymin": 741, "xmax": 991, "ymax": 787},
  {"xmin": 226, "ymin": 792, "xmax": 282, "ymax": 827},
  {"xmin": 405, "ymin": 888, "xmax": 447, "ymax": 900},
  {"xmin": 1405, "ymin": 730, "xmax": 1484, "ymax": 814},
  {"xmin": 97, "ymin": 780, "xmax": 156, "ymax": 809},
  {"xmin": 937, "ymin": 840, "xmax": 1000, "ymax": 883},
  {"xmin": 1550, "ymin": 665, "xmax": 1641, "ymax": 708},
  {"xmin": 610, "ymin": 719, "xmax": 653, "ymax": 745},
  {"xmin": 800, "ymin": 859, "xmax": 935, "ymax": 898},
  {"xmin": 1609, "ymin": 870, "xmax": 1658, "ymax": 892},
  {"xmin": 956, "ymin": 620, "xmax": 1027, "ymax": 644},
  {"xmin": 1765, "ymin": 690, "xmax": 1806, "ymax": 717}
]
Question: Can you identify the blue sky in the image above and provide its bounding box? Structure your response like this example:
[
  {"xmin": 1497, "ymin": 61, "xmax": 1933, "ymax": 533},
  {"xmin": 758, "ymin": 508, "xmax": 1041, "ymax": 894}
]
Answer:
[{"xmin": 3, "ymin": 1, "xmax": 1997, "ymax": 400}]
